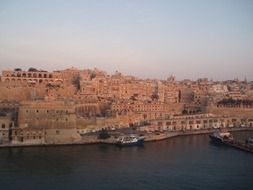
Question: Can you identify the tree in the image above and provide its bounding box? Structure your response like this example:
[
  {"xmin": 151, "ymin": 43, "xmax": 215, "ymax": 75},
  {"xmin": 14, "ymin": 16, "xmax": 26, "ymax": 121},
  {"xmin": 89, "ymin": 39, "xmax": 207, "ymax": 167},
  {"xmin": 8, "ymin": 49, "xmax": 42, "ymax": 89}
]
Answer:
[
  {"xmin": 90, "ymin": 72, "xmax": 96, "ymax": 80},
  {"xmin": 99, "ymin": 101, "xmax": 111, "ymax": 117},
  {"xmin": 28, "ymin": 67, "xmax": 38, "ymax": 72},
  {"xmin": 72, "ymin": 75, "xmax": 81, "ymax": 90},
  {"xmin": 151, "ymin": 93, "xmax": 159, "ymax": 100},
  {"xmin": 182, "ymin": 109, "xmax": 188, "ymax": 115},
  {"xmin": 98, "ymin": 129, "xmax": 110, "ymax": 139},
  {"xmin": 14, "ymin": 68, "xmax": 22, "ymax": 71}
]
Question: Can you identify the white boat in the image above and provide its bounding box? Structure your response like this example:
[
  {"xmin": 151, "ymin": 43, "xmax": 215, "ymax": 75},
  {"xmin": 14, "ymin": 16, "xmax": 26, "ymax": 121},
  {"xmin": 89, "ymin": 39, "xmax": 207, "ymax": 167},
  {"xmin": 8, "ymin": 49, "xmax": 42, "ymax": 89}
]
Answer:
[
  {"xmin": 116, "ymin": 134, "xmax": 144, "ymax": 147},
  {"xmin": 209, "ymin": 129, "xmax": 234, "ymax": 144}
]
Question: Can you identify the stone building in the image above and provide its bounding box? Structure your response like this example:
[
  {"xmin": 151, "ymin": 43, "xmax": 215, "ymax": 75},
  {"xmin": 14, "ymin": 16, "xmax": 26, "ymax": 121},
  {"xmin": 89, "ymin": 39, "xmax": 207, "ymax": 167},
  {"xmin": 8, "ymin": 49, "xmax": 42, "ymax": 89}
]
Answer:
[
  {"xmin": 1, "ymin": 70, "xmax": 63, "ymax": 85},
  {"xmin": 112, "ymin": 101, "xmax": 184, "ymax": 120},
  {"xmin": 75, "ymin": 103, "xmax": 100, "ymax": 117},
  {"xmin": 18, "ymin": 101, "xmax": 76, "ymax": 129},
  {"xmin": 0, "ymin": 114, "xmax": 14, "ymax": 144},
  {"xmin": 10, "ymin": 100, "xmax": 81, "ymax": 145},
  {"xmin": 148, "ymin": 114, "xmax": 253, "ymax": 132}
]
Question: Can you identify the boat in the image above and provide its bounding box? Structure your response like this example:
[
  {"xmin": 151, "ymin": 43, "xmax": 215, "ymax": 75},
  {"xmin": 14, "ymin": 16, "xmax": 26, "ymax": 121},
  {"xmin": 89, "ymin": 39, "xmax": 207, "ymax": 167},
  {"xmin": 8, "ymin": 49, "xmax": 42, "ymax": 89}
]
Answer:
[
  {"xmin": 209, "ymin": 131, "xmax": 253, "ymax": 153},
  {"xmin": 209, "ymin": 129, "xmax": 234, "ymax": 144},
  {"xmin": 116, "ymin": 134, "xmax": 144, "ymax": 147},
  {"xmin": 246, "ymin": 138, "xmax": 253, "ymax": 147}
]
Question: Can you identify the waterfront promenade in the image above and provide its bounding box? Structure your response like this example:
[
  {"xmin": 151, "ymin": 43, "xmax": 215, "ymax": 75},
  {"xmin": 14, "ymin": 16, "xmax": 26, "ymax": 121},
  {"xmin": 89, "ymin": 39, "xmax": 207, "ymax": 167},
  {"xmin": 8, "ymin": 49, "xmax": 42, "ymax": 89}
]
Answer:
[{"xmin": 1, "ymin": 127, "xmax": 253, "ymax": 148}]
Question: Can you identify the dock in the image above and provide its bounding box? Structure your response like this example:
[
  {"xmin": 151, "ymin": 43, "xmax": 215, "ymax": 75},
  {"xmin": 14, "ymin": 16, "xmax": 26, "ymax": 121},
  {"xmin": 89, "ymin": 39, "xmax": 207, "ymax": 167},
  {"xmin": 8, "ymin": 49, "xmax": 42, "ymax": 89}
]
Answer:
[{"xmin": 222, "ymin": 140, "xmax": 253, "ymax": 153}]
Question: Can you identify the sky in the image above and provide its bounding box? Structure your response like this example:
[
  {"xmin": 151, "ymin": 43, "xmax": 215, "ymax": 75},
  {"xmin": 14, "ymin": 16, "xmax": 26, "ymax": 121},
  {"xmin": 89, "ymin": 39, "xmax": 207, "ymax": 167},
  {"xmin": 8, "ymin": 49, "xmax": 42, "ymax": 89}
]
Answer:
[{"xmin": 0, "ymin": 0, "xmax": 253, "ymax": 80}]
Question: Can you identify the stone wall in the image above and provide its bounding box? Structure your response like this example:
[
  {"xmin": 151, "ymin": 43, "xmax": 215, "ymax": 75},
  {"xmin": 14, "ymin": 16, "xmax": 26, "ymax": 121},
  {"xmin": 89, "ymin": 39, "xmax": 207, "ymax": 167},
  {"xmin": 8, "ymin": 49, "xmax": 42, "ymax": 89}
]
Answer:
[
  {"xmin": 18, "ymin": 101, "xmax": 77, "ymax": 129},
  {"xmin": 0, "ymin": 83, "xmax": 47, "ymax": 101},
  {"xmin": 207, "ymin": 106, "xmax": 253, "ymax": 117},
  {"xmin": 0, "ymin": 115, "xmax": 13, "ymax": 143},
  {"xmin": 44, "ymin": 128, "xmax": 81, "ymax": 144}
]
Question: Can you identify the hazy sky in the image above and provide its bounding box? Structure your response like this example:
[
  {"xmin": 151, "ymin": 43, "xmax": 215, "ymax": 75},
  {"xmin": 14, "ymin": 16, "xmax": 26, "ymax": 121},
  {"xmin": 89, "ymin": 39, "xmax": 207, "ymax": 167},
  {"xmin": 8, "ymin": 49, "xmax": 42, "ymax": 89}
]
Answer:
[{"xmin": 0, "ymin": 0, "xmax": 253, "ymax": 80}]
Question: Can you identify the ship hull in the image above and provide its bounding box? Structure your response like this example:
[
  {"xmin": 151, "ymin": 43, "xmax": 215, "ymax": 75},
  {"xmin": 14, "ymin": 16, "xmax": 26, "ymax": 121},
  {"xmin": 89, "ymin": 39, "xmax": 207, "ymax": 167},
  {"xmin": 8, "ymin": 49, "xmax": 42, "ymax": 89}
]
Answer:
[
  {"xmin": 116, "ymin": 138, "xmax": 144, "ymax": 147},
  {"xmin": 209, "ymin": 134, "xmax": 223, "ymax": 144}
]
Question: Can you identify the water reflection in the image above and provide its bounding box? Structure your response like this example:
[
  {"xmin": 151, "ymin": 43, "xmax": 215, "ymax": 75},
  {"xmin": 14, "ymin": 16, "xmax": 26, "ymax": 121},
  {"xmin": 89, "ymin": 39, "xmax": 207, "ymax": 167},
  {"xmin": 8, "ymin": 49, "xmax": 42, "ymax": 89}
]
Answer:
[{"xmin": 0, "ymin": 131, "xmax": 253, "ymax": 190}]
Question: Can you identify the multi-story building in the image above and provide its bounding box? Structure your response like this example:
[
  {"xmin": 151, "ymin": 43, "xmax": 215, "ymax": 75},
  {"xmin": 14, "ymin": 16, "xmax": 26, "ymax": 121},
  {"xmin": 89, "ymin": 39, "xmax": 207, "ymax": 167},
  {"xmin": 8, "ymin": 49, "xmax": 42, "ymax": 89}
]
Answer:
[{"xmin": 1, "ymin": 70, "xmax": 63, "ymax": 85}]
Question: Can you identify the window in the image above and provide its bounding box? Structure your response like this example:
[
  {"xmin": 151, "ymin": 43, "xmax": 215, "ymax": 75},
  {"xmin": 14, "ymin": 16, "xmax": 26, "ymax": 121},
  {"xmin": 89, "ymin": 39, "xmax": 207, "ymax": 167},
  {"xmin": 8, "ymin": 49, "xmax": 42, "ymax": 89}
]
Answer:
[
  {"xmin": 2, "ymin": 124, "xmax": 5, "ymax": 129},
  {"xmin": 56, "ymin": 130, "xmax": 60, "ymax": 135}
]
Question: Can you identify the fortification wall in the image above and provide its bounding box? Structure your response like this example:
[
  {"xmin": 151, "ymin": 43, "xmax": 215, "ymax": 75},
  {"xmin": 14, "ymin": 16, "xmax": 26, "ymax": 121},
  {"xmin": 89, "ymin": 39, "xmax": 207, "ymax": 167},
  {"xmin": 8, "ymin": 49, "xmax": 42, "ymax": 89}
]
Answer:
[
  {"xmin": 0, "ymin": 83, "xmax": 47, "ymax": 101},
  {"xmin": 18, "ymin": 101, "xmax": 77, "ymax": 128},
  {"xmin": 44, "ymin": 128, "xmax": 81, "ymax": 144}
]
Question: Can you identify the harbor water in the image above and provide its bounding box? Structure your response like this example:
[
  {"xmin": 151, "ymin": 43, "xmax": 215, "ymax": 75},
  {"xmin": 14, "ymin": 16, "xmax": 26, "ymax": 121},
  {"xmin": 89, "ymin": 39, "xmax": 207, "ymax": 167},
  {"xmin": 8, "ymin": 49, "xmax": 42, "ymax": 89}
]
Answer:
[{"xmin": 0, "ymin": 131, "xmax": 253, "ymax": 190}]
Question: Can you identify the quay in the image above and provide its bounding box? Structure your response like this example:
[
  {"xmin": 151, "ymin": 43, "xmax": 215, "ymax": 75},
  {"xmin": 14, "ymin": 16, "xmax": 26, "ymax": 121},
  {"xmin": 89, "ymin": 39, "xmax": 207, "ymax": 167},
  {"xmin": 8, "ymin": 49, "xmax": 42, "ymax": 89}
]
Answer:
[
  {"xmin": 221, "ymin": 140, "xmax": 253, "ymax": 153},
  {"xmin": 1, "ymin": 127, "xmax": 253, "ymax": 148}
]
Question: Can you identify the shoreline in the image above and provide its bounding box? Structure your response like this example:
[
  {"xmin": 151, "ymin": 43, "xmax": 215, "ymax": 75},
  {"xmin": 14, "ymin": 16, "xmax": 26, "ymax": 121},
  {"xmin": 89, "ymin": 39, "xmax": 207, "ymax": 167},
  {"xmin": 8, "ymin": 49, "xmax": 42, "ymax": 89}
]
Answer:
[
  {"xmin": 144, "ymin": 127, "xmax": 253, "ymax": 142},
  {"xmin": 1, "ymin": 127, "xmax": 253, "ymax": 149}
]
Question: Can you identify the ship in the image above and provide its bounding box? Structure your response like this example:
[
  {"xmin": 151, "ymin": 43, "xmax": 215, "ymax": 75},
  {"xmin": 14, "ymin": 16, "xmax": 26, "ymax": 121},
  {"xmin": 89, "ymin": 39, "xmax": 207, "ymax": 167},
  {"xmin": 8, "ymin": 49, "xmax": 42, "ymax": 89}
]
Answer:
[
  {"xmin": 246, "ymin": 138, "xmax": 253, "ymax": 148},
  {"xmin": 209, "ymin": 129, "xmax": 234, "ymax": 144},
  {"xmin": 209, "ymin": 130, "xmax": 253, "ymax": 153},
  {"xmin": 116, "ymin": 134, "xmax": 145, "ymax": 147}
]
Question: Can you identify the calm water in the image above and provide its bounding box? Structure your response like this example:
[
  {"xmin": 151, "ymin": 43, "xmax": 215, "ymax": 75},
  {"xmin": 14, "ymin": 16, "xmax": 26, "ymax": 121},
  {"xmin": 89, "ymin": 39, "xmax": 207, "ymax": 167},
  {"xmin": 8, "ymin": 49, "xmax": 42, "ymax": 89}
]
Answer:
[{"xmin": 0, "ymin": 131, "xmax": 253, "ymax": 190}]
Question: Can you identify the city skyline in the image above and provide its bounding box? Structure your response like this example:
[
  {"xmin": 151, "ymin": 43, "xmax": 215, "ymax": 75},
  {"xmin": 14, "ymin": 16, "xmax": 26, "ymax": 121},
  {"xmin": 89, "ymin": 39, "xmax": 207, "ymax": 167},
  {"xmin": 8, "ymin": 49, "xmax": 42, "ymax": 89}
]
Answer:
[{"xmin": 0, "ymin": 0, "xmax": 253, "ymax": 80}]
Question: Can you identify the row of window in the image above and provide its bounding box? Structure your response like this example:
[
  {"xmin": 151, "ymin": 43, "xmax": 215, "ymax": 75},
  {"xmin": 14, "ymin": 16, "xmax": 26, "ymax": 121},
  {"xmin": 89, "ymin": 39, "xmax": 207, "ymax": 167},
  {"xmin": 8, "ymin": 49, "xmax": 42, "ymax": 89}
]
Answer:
[
  {"xmin": 161, "ymin": 119, "xmax": 244, "ymax": 125},
  {"xmin": 25, "ymin": 109, "xmax": 69, "ymax": 114},
  {"xmin": 23, "ymin": 117, "xmax": 69, "ymax": 121},
  {"xmin": 1, "ymin": 123, "xmax": 12, "ymax": 129},
  {"xmin": 7, "ymin": 73, "xmax": 53, "ymax": 78}
]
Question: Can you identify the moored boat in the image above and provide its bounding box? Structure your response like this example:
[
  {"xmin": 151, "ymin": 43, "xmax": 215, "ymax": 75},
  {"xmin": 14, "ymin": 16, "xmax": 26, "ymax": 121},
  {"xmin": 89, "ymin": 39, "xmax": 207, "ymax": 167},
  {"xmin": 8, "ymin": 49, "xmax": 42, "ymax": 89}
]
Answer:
[
  {"xmin": 116, "ymin": 134, "xmax": 144, "ymax": 147},
  {"xmin": 246, "ymin": 138, "xmax": 253, "ymax": 147},
  {"xmin": 209, "ymin": 129, "xmax": 234, "ymax": 144}
]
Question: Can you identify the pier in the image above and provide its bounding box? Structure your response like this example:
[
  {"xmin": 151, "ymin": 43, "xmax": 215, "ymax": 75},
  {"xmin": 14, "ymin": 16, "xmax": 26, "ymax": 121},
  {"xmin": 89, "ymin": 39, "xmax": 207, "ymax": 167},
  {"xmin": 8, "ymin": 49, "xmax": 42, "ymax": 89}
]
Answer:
[{"xmin": 222, "ymin": 140, "xmax": 253, "ymax": 153}]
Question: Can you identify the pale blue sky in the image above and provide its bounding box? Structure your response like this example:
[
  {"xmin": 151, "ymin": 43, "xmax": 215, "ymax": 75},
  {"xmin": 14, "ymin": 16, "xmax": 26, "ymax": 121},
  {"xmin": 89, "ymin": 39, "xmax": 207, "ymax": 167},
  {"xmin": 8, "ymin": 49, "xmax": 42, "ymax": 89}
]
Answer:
[{"xmin": 0, "ymin": 0, "xmax": 253, "ymax": 80}]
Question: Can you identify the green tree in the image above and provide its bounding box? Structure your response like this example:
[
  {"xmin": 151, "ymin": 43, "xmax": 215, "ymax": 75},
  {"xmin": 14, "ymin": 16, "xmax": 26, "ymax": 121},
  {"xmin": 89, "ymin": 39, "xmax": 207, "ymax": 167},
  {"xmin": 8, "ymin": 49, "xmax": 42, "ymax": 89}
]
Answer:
[
  {"xmin": 72, "ymin": 75, "xmax": 81, "ymax": 90},
  {"xmin": 28, "ymin": 67, "xmax": 38, "ymax": 72},
  {"xmin": 90, "ymin": 72, "xmax": 96, "ymax": 80},
  {"xmin": 98, "ymin": 129, "xmax": 110, "ymax": 139}
]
